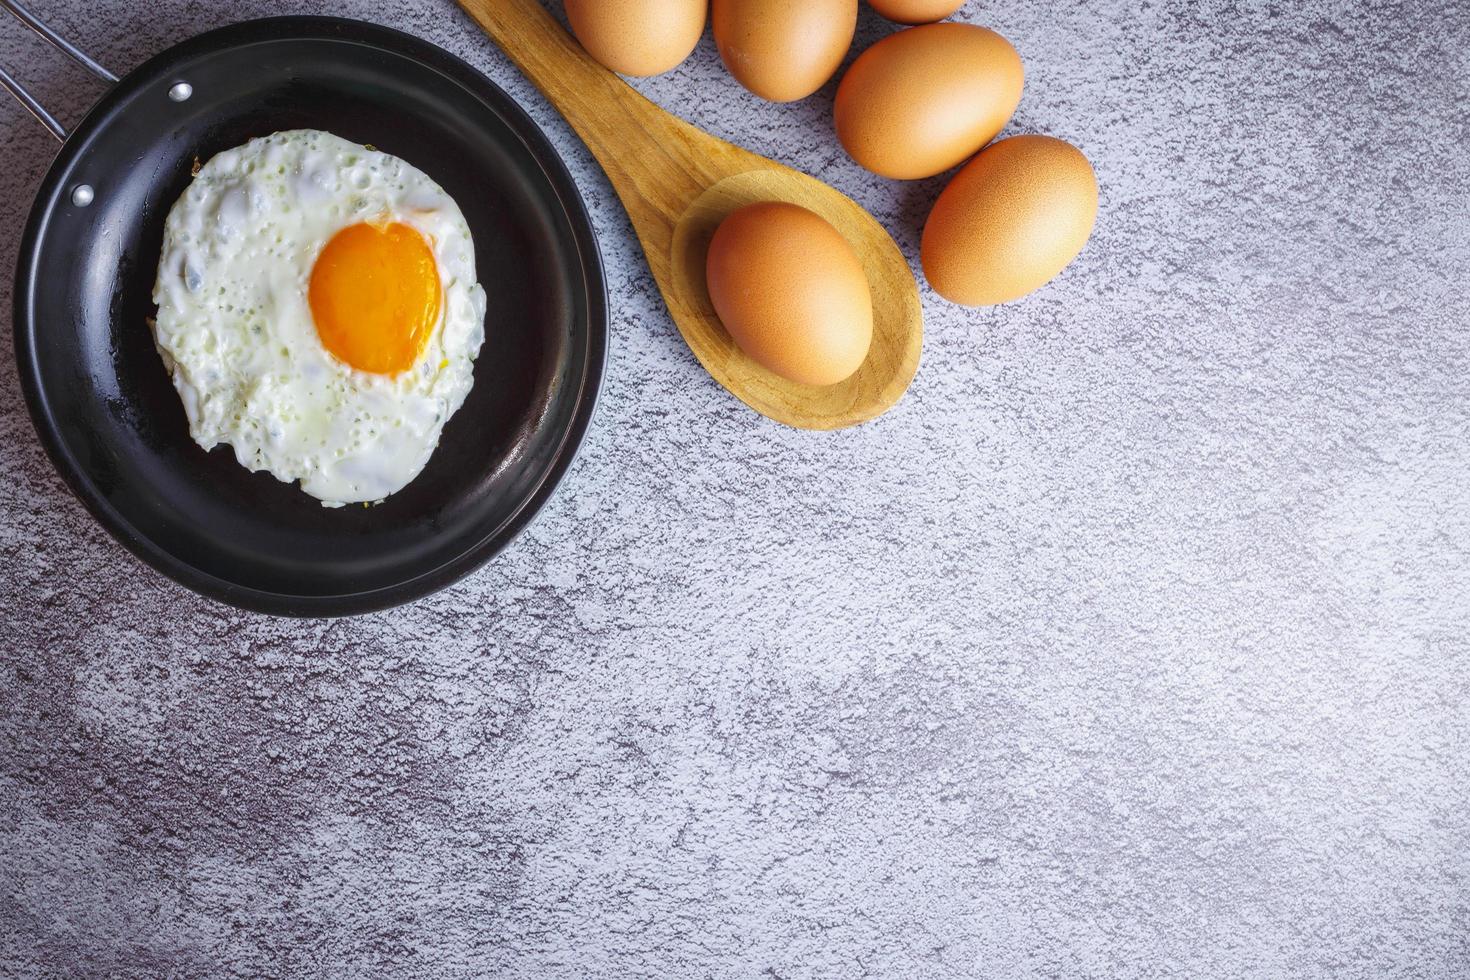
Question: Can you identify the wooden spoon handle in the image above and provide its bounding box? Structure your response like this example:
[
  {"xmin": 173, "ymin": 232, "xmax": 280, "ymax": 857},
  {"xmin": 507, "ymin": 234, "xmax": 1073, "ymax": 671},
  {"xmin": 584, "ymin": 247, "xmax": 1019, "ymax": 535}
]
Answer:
[{"xmin": 456, "ymin": 0, "xmax": 718, "ymax": 232}]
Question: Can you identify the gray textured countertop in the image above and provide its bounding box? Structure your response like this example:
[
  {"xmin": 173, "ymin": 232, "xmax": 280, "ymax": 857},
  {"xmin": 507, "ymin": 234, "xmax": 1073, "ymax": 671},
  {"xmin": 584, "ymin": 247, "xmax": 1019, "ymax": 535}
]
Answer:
[{"xmin": 3, "ymin": 1, "xmax": 1469, "ymax": 976}]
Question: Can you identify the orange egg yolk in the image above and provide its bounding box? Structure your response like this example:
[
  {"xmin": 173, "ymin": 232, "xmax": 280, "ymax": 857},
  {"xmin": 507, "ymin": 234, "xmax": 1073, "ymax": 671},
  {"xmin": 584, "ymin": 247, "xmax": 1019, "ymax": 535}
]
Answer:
[{"xmin": 308, "ymin": 221, "xmax": 441, "ymax": 375}]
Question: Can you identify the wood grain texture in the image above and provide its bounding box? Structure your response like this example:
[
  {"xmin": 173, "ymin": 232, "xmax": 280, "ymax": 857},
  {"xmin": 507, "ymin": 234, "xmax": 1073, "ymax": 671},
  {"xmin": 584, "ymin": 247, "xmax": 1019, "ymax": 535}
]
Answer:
[{"xmin": 456, "ymin": 0, "xmax": 922, "ymax": 429}]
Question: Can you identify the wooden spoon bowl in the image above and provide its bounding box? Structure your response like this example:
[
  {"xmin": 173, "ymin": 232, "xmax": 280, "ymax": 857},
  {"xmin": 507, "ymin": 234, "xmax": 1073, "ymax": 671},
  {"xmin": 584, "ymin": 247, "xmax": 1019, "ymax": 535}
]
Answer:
[{"xmin": 458, "ymin": 0, "xmax": 923, "ymax": 430}]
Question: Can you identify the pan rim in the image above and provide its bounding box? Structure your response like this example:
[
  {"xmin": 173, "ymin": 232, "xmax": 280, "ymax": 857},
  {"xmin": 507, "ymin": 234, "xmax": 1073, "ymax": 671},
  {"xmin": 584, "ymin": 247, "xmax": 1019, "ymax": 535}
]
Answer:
[{"xmin": 12, "ymin": 15, "xmax": 609, "ymax": 618}]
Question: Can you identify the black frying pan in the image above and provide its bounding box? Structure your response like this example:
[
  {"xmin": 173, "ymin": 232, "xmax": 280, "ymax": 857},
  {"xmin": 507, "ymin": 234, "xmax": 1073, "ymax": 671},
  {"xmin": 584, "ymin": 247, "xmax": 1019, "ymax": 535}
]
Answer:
[{"xmin": 6, "ymin": 8, "xmax": 607, "ymax": 616}]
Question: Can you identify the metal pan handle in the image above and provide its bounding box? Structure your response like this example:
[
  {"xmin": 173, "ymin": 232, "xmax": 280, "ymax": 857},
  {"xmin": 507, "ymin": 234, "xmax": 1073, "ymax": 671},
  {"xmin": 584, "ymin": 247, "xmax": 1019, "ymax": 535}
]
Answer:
[{"xmin": 0, "ymin": 0, "xmax": 117, "ymax": 141}]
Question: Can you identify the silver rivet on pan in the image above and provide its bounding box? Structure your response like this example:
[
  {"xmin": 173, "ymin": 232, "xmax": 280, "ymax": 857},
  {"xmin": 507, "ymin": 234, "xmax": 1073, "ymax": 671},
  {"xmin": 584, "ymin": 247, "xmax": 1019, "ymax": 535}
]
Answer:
[
  {"xmin": 168, "ymin": 81, "xmax": 192, "ymax": 102},
  {"xmin": 71, "ymin": 184, "xmax": 94, "ymax": 207}
]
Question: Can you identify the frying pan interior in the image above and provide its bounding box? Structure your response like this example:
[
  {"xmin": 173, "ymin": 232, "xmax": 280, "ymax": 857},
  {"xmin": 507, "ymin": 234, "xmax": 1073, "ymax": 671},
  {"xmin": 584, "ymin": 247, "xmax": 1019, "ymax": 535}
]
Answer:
[{"xmin": 14, "ymin": 18, "xmax": 606, "ymax": 615}]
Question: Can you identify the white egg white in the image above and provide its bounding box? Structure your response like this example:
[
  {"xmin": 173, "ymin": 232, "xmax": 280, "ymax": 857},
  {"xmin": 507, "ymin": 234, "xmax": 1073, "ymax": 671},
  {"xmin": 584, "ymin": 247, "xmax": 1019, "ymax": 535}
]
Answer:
[{"xmin": 151, "ymin": 129, "xmax": 487, "ymax": 506}]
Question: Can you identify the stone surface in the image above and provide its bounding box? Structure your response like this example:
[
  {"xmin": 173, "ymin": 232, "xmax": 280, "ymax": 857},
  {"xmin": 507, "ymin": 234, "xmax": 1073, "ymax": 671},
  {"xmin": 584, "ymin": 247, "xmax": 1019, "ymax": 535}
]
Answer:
[{"xmin": 2, "ymin": 1, "xmax": 1469, "ymax": 977}]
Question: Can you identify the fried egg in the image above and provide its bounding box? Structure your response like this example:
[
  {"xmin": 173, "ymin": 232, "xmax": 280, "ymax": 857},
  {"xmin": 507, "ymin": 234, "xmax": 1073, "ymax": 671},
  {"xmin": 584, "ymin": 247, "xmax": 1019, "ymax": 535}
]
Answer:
[{"xmin": 151, "ymin": 130, "xmax": 487, "ymax": 506}]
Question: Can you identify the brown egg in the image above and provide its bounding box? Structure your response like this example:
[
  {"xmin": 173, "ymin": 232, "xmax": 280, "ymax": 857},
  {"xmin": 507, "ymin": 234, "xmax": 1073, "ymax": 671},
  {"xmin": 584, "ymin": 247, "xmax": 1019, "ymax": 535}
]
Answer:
[
  {"xmin": 706, "ymin": 202, "xmax": 873, "ymax": 386},
  {"xmin": 921, "ymin": 135, "xmax": 1098, "ymax": 305},
  {"xmin": 712, "ymin": 0, "xmax": 858, "ymax": 103},
  {"xmin": 834, "ymin": 23, "xmax": 1023, "ymax": 179},
  {"xmin": 868, "ymin": 0, "xmax": 965, "ymax": 24},
  {"xmin": 564, "ymin": 0, "xmax": 706, "ymax": 77}
]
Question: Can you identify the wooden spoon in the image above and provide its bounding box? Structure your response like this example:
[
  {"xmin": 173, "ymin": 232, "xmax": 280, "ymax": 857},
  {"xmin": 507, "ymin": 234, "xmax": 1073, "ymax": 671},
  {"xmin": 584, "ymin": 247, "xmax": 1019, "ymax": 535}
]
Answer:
[{"xmin": 457, "ymin": 0, "xmax": 923, "ymax": 430}]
